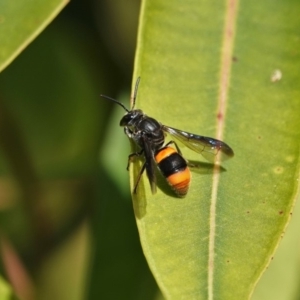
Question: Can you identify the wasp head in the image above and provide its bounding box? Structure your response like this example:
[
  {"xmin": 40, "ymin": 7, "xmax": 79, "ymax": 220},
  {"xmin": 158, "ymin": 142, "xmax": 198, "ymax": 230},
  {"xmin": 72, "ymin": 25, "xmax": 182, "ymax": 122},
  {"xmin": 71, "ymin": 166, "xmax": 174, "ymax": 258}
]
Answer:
[
  {"xmin": 120, "ymin": 109, "xmax": 144, "ymax": 127},
  {"xmin": 101, "ymin": 77, "xmax": 142, "ymax": 127}
]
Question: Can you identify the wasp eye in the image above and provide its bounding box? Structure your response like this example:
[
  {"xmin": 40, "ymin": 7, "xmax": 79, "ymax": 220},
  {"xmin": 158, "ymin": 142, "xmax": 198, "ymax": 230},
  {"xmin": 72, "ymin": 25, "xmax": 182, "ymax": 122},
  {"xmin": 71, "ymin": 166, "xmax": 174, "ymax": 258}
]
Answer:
[
  {"xmin": 120, "ymin": 110, "xmax": 143, "ymax": 126},
  {"xmin": 120, "ymin": 114, "xmax": 133, "ymax": 126}
]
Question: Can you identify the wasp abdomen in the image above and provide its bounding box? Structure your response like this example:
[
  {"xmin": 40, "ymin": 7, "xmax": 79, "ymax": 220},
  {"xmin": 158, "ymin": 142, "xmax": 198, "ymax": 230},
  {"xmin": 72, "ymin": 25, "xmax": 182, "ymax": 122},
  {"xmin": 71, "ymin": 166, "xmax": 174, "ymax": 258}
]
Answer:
[{"xmin": 155, "ymin": 147, "xmax": 191, "ymax": 197}]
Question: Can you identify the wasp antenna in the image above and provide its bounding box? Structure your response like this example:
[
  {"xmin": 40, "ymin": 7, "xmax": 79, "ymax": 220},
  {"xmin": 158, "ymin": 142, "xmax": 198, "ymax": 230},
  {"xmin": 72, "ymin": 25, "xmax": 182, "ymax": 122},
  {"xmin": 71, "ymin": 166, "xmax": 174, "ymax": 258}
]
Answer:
[
  {"xmin": 132, "ymin": 77, "xmax": 141, "ymax": 109},
  {"xmin": 100, "ymin": 94, "xmax": 130, "ymax": 112}
]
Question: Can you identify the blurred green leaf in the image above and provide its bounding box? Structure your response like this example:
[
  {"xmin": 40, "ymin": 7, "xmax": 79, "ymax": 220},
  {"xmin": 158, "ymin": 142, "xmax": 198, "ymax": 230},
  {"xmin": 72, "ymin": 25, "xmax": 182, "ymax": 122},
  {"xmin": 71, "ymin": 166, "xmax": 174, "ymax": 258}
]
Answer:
[
  {"xmin": 0, "ymin": 0, "xmax": 69, "ymax": 72},
  {"xmin": 100, "ymin": 92, "xmax": 131, "ymax": 196},
  {"xmin": 0, "ymin": 0, "xmax": 163, "ymax": 299},
  {"xmin": 130, "ymin": 0, "xmax": 300, "ymax": 299},
  {"xmin": 36, "ymin": 222, "xmax": 90, "ymax": 300},
  {"xmin": 94, "ymin": 0, "xmax": 140, "ymax": 72},
  {"xmin": 0, "ymin": 16, "xmax": 109, "ymax": 298},
  {"xmin": 0, "ymin": 276, "xmax": 14, "ymax": 299},
  {"xmin": 87, "ymin": 167, "xmax": 159, "ymax": 300},
  {"xmin": 0, "ymin": 20, "xmax": 104, "ymax": 178},
  {"xmin": 251, "ymin": 191, "xmax": 300, "ymax": 300}
]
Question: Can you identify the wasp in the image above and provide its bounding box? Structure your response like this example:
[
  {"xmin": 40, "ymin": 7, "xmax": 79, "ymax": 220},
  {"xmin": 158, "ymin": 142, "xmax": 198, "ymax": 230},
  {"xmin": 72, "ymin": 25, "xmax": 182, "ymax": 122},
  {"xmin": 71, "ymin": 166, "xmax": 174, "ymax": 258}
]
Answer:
[{"xmin": 101, "ymin": 78, "xmax": 234, "ymax": 197}]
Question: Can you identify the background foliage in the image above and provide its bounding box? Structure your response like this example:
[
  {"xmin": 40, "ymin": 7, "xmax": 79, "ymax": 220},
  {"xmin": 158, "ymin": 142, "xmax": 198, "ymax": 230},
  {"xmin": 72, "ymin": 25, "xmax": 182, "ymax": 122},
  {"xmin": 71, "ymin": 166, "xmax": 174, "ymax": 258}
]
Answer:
[
  {"xmin": 0, "ymin": 0, "xmax": 158, "ymax": 299},
  {"xmin": 0, "ymin": 0, "xmax": 300, "ymax": 299}
]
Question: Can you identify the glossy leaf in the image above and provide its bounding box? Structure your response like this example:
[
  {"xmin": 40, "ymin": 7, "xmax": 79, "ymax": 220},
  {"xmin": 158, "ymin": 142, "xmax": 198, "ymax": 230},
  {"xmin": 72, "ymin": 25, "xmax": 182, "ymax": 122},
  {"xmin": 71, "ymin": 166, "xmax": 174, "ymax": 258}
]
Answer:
[
  {"xmin": 130, "ymin": 0, "xmax": 300, "ymax": 299},
  {"xmin": 0, "ymin": 0, "xmax": 68, "ymax": 72}
]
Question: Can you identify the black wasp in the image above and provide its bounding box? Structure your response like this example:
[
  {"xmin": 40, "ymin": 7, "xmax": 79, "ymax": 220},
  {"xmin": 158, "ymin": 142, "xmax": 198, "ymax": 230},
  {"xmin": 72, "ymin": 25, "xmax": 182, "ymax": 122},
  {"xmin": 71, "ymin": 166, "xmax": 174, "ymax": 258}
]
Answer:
[{"xmin": 101, "ymin": 78, "xmax": 234, "ymax": 197}]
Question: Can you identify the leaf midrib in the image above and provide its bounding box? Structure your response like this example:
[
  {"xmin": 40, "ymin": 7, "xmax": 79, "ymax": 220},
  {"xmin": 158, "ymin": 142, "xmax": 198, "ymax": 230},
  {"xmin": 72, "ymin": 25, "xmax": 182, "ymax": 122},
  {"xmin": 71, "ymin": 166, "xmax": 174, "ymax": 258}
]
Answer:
[{"xmin": 208, "ymin": 0, "xmax": 239, "ymax": 298}]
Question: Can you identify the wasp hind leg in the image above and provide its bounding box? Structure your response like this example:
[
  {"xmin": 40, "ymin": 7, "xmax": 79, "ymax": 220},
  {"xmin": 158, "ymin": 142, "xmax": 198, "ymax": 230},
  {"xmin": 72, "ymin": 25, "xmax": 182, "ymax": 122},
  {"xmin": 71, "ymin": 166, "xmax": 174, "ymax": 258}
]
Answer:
[
  {"xmin": 165, "ymin": 140, "xmax": 183, "ymax": 155},
  {"xmin": 165, "ymin": 140, "xmax": 197, "ymax": 166}
]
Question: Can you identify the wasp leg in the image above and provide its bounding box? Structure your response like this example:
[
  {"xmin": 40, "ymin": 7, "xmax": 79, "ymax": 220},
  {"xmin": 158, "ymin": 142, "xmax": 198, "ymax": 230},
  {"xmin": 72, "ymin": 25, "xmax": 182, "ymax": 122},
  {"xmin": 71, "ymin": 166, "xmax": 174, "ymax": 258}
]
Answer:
[
  {"xmin": 126, "ymin": 149, "xmax": 144, "ymax": 170},
  {"xmin": 133, "ymin": 162, "xmax": 147, "ymax": 194},
  {"xmin": 165, "ymin": 140, "xmax": 183, "ymax": 156},
  {"xmin": 165, "ymin": 140, "xmax": 193, "ymax": 167},
  {"xmin": 187, "ymin": 161, "xmax": 198, "ymax": 168}
]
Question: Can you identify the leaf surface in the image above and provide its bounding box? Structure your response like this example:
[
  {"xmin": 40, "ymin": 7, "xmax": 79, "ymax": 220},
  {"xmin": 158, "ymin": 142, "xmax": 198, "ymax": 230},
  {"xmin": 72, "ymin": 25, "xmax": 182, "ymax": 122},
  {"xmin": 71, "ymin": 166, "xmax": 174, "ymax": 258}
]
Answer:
[
  {"xmin": 0, "ymin": 0, "xmax": 68, "ymax": 72},
  {"xmin": 130, "ymin": 0, "xmax": 300, "ymax": 299}
]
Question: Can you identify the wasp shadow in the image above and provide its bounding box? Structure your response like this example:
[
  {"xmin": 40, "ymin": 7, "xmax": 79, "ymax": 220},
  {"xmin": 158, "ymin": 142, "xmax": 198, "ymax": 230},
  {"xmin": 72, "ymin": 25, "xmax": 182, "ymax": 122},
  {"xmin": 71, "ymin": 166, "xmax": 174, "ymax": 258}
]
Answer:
[
  {"xmin": 131, "ymin": 160, "xmax": 148, "ymax": 219},
  {"xmin": 132, "ymin": 159, "xmax": 228, "ymax": 218},
  {"xmin": 187, "ymin": 160, "xmax": 227, "ymax": 174}
]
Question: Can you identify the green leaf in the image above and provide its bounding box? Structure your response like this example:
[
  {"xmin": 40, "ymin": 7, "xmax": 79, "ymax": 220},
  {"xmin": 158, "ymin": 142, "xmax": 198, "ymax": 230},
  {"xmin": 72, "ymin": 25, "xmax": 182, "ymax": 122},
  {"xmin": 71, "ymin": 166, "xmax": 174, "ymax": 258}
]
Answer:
[
  {"xmin": 0, "ymin": 276, "xmax": 14, "ymax": 299},
  {"xmin": 0, "ymin": 16, "xmax": 107, "ymax": 257},
  {"xmin": 0, "ymin": 0, "xmax": 68, "ymax": 72},
  {"xmin": 130, "ymin": 0, "xmax": 300, "ymax": 299},
  {"xmin": 251, "ymin": 195, "xmax": 300, "ymax": 299},
  {"xmin": 0, "ymin": 20, "xmax": 104, "ymax": 178}
]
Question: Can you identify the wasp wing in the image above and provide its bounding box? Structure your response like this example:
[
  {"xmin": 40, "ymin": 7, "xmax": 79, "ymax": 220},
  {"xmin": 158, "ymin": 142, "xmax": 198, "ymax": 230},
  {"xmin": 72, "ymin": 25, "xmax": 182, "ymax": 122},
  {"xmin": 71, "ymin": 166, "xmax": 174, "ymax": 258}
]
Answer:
[
  {"xmin": 141, "ymin": 135, "xmax": 157, "ymax": 194},
  {"xmin": 163, "ymin": 126, "xmax": 234, "ymax": 163}
]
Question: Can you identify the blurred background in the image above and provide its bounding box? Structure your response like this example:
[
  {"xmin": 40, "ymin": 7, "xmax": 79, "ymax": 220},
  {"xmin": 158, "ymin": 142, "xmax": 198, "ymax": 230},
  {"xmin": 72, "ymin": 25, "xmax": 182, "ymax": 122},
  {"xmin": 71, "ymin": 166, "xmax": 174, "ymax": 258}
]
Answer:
[{"xmin": 0, "ymin": 0, "xmax": 160, "ymax": 299}]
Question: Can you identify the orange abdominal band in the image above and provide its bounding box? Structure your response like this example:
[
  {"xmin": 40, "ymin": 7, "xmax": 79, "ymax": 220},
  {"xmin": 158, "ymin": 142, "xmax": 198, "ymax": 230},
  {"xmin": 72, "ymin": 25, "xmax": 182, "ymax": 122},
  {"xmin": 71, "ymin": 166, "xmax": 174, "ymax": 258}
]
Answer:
[{"xmin": 155, "ymin": 147, "xmax": 191, "ymax": 197}]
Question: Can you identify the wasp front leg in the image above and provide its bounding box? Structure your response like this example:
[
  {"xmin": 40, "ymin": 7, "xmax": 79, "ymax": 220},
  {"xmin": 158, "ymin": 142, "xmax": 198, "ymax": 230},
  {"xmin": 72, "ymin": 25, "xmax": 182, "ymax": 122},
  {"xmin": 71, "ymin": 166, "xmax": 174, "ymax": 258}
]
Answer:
[
  {"xmin": 126, "ymin": 150, "xmax": 148, "ymax": 194},
  {"xmin": 126, "ymin": 149, "xmax": 144, "ymax": 170}
]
